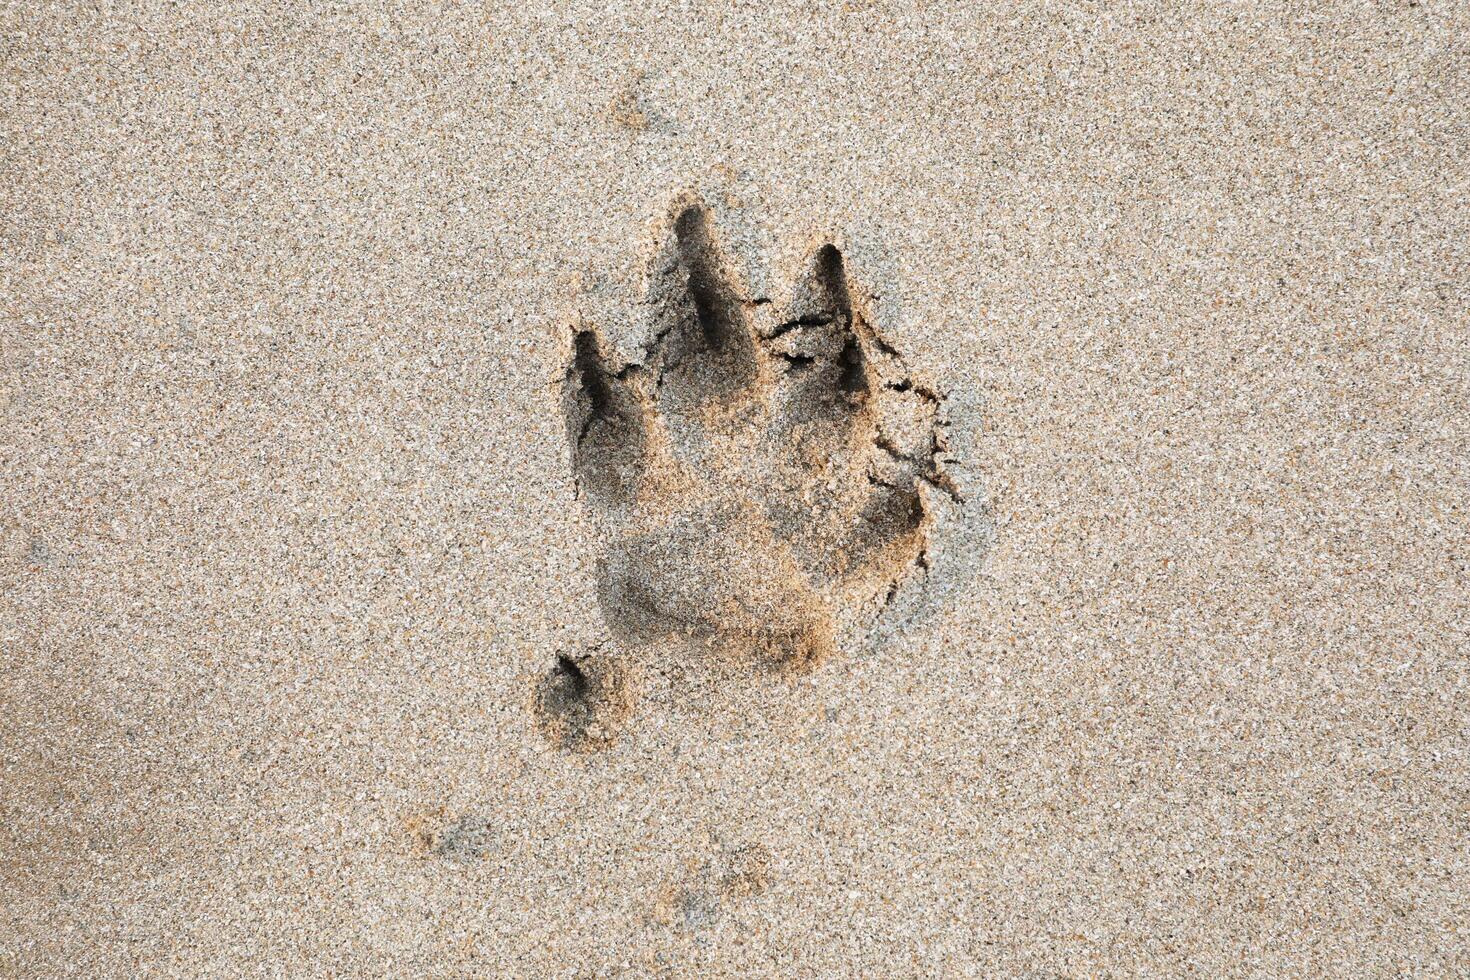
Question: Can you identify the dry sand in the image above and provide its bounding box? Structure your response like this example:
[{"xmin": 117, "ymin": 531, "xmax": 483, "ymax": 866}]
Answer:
[{"xmin": 3, "ymin": 1, "xmax": 1468, "ymax": 975}]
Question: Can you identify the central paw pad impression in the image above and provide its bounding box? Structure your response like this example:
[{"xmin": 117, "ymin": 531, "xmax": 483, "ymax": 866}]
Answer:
[{"xmin": 563, "ymin": 200, "xmax": 959, "ymax": 672}]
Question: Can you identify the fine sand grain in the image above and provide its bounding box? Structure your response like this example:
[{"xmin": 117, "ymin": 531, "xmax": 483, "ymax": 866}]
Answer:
[{"xmin": 3, "ymin": 1, "xmax": 1468, "ymax": 975}]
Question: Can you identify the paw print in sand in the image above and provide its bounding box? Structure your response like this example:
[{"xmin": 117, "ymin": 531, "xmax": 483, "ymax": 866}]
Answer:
[{"xmin": 558, "ymin": 197, "xmax": 963, "ymax": 683}]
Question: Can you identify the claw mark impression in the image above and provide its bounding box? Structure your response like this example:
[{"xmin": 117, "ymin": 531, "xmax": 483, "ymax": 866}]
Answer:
[{"xmin": 563, "ymin": 199, "xmax": 956, "ymax": 671}]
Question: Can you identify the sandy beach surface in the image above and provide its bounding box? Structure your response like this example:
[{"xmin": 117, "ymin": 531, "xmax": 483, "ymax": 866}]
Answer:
[{"xmin": 4, "ymin": 1, "xmax": 1468, "ymax": 975}]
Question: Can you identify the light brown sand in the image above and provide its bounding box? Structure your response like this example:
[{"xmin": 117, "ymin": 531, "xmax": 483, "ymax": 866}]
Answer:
[{"xmin": 3, "ymin": 1, "xmax": 1468, "ymax": 975}]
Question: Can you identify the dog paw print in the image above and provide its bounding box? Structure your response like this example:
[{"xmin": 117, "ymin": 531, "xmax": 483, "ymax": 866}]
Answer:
[{"xmin": 561, "ymin": 198, "xmax": 962, "ymax": 678}]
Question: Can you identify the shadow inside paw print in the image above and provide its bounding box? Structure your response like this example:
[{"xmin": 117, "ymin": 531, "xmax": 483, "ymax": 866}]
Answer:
[
  {"xmin": 563, "ymin": 198, "xmax": 965, "ymax": 676},
  {"xmin": 531, "ymin": 652, "xmax": 633, "ymax": 753}
]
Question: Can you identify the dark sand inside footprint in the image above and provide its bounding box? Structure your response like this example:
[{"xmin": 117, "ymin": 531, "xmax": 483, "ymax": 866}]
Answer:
[{"xmin": 532, "ymin": 652, "xmax": 633, "ymax": 752}]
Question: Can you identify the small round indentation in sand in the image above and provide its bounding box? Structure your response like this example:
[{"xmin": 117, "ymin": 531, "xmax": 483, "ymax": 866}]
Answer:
[{"xmin": 532, "ymin": 652, "xmax": 632, "ymax": 752}]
